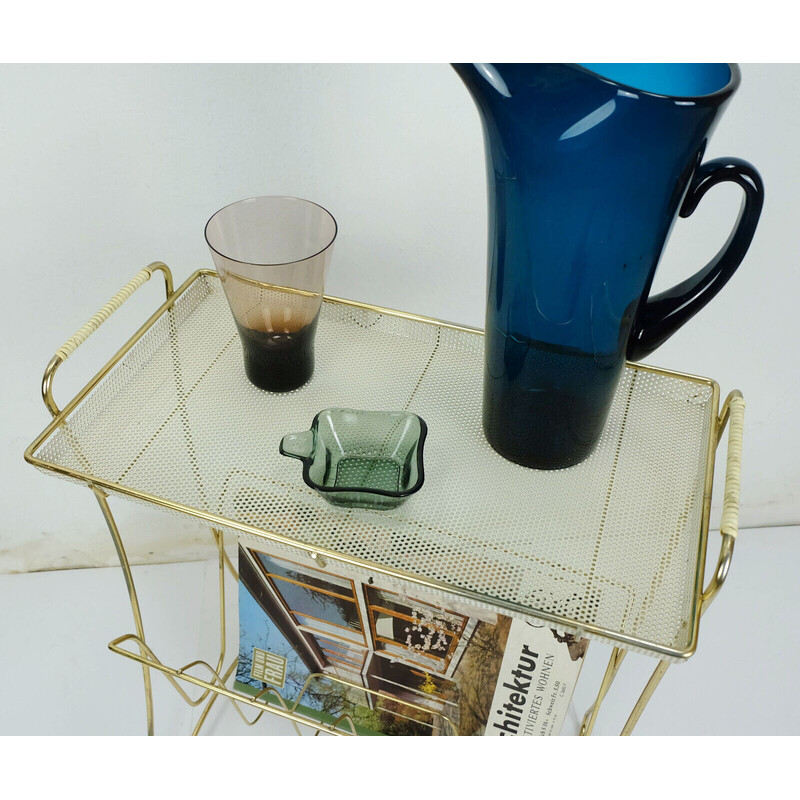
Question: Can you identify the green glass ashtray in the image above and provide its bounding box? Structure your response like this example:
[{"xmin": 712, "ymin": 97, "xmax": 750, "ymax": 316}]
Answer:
[{"xmin": 279, "ymin": 408, "xmax": 427, "ymax": 510}]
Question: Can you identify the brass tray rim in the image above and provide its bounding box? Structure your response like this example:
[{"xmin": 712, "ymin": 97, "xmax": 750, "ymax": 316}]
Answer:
[{"xmin": 24, "ymin": 268, "xmax": 722, "ymax": 661}]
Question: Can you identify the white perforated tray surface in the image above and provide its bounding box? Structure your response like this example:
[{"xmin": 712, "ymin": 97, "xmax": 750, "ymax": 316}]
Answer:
[{"xmin": 33, "ymin": 273, "xmax": 718, "ymax": 660}]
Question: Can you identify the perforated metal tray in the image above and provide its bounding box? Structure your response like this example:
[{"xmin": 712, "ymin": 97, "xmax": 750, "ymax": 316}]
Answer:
[{"xmin": 27, "ymin": 270, "xmax": 724, "ymax": 662}]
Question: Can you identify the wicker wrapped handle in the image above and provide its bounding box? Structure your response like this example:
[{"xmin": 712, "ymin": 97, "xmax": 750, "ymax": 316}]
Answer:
[
  {"xmin": 718, "ymin": 391, "xmax": 746, "ymax": 539},
  {"xmin": 702, "ymin": 390, "xmax": 746, "ymax": 610},
  {"xmin": 42, "ymin": 262, "xmax": 174, "ymax": 417}
]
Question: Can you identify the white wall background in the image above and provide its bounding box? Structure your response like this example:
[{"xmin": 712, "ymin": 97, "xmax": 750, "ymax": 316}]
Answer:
[{"xmin": 2, "ymin": 63, "xmax": 798, "ymax": 573}]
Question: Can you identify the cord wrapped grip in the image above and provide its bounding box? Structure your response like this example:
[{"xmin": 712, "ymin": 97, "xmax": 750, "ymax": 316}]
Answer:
[
  {"xmin": 42, "ymin": 262, "xmax": 173, "ymax": 417},
  {"xmin": 719, "ymin": 392, "xmax": 745, "ymax": 540},
  {"xmin": 57, "ymin": 268, "xmax": 156, "ymax": 359},
  {"xmin": 56, "ymin": 268, "xmax": 155, "ymax": 359}
]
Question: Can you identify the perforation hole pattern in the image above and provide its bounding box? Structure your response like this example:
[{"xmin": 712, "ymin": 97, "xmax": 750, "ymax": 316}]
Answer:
[{"xmin": 33, "ymin": 273, "xmax": 716, "ymax": 660}]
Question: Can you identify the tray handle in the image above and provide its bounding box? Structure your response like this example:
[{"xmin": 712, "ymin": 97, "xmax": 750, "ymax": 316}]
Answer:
[
  {"xmin": 42, "ymin": 262, "xmax": 174, "ymax": 417},
  {"xmin": 701, "ymin": 390, "xmax": 746, "ymax": 611}
]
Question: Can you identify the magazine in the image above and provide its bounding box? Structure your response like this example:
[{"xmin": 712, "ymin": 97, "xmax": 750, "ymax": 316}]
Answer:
[{"xmin": 234, "ymin": 540, "xmax": 588, "ymax": 736}]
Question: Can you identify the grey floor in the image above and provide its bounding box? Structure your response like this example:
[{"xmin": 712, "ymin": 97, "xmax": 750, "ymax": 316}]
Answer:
[{"xmin": 1, "ymin": 524, "xmax": 797, "ymax": 736}]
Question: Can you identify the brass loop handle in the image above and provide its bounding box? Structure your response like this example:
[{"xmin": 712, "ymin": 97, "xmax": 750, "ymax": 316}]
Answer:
[
  {"xmin": 702, "ymin": 390, "xmax": 745, "ymax": 610},
  {"xmin": 42, "ymin": 262, "xmax": 174, "ymax": 417}
]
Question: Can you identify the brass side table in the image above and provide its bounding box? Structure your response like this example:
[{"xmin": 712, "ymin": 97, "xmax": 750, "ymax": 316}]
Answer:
[{"xmin": 25, "ymin": 263, "xmax": 745, "ymax": 736}]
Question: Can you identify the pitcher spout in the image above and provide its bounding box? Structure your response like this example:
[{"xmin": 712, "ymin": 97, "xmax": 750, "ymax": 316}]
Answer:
[{"xmin": 452, "ymin": 63, "xmax": 517, "ymax": 100}]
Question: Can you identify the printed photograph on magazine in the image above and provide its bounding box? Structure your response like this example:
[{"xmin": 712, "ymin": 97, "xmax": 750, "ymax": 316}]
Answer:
[{"xmin": 235, "ymin": 542, "xmax": 589, "ymax": 735}]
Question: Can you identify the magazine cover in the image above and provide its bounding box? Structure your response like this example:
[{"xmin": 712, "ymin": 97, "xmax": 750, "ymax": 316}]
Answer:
[{"xmin": 234, "ymin": 541, "xmax": 588, "ymax": 736}]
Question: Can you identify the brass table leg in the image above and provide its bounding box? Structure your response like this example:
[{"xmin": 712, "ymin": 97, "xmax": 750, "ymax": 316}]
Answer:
[
  {"xmin": 580, "ymin": 650, "xmax": 667, "ymax": 736},
  {"xmin": 580, "ymin": 647, "xmax": 626, "ymax": 735},
  {"xmin": 92, "ymin": 485, "xmax": 155, "ymax": 735},
  {"xmin": 191, "ymin": 527, "xmax": 235, "ymax": 736},
  {"xmin": 621, "ymin": 660, "xmax": 670, "ymax": 736},
  {"xmin": 582, "ymin": 391, "xmax": 745, "ymax": 736},
  {"xmin": 90, "ymin": 502, "xmax": 248, "ymax": 736}
]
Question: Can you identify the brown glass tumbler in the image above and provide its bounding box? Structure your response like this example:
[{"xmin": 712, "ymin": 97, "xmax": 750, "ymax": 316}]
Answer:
[{"xmin": 205, "ymin": 196, "xmax": 337, "ymax": 392}]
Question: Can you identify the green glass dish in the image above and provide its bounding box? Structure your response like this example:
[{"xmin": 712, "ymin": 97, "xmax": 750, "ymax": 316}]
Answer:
[{"xmin": 279, "ymin": 408, "xmax": 427, "ymax": 510}]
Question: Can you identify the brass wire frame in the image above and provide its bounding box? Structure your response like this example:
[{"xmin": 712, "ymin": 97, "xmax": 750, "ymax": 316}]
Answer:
[
  {"xmin": 26, "ymin": 268, "xmax": 725, "ymax": 659},
  {"xmin": 580, "ymin": 390, "xmax": 744, "ymax": 736},
  {"xmin": 25, "ymin": 263, "xmax": 745, "ymax": 735}
]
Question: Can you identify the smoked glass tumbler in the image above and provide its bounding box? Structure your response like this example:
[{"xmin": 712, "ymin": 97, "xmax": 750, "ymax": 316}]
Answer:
[{"xmin": 205, "ymin": 196, "xmax": 337, "ymax": 392}]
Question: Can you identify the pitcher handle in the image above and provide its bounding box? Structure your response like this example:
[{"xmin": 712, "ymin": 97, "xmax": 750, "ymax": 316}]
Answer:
[{"xmin": 626, "ymin": 157, "xmax": 764, "ymax": 361}]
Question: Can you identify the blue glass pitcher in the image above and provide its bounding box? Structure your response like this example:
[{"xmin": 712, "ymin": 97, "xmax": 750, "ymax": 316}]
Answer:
[{"xmin": 453, "ymin": 63, "xmax": 764, "ymax": 469}]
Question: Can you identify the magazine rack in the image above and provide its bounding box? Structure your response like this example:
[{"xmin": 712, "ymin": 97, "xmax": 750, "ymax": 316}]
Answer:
[{"xmin": 25, "ymin": 263, "xmax": 745, "ymax": 736}]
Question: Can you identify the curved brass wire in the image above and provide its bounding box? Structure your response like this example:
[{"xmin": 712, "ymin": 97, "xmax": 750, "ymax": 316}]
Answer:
[
  {"xmin": 251, "ymin": 686, "xmax": 303, "ymax": 736},
  {"xmin": 293, "ymin": 672, "xmax": 458, "ymax": 735},
  {"xmin": 190, "ymin": 659, "xmax": 303, "ymax": 735},
  {"xmin": 108, "ymin": 634, "xmax": 351, "ymax": 735},
  {"xmin": 327, "ymin": 713, "xmax": 358, "ymax": 735},
  {"xmin": 170, "ymin": 526, "xmax": 232, "ymax": 712},
  {"xmin": 191, "ymin": 658, "xmax": 241, "ymax": 735}
]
